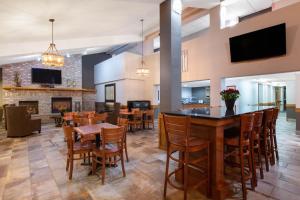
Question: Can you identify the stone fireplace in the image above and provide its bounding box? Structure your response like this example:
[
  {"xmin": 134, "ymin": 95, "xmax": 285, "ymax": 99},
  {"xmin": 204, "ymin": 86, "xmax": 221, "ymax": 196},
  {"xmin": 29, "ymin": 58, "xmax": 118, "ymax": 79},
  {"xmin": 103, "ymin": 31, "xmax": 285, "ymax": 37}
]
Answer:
[
  {"xmin": 19, "ymin": 101, "xmax": 39, "ymax": 114},
  {"xmin": 51, "ymin": 97, "xmax": 72, "ymax": 113}
]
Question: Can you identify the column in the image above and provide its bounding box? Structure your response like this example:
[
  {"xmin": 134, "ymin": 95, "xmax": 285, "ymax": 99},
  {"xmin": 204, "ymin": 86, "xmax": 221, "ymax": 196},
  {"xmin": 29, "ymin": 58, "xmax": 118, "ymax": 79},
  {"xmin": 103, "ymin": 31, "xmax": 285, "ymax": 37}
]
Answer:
[
  {"xmin": 296, "ymin": 74, "xmax": 300, "ymax": 131},
  {"xmin": 160, "ymin": 0, "xmax": 182, "ymax": 112},
  {"xmin": 210, "ymin": 78, "xmax": 225, "ymax": 107}
]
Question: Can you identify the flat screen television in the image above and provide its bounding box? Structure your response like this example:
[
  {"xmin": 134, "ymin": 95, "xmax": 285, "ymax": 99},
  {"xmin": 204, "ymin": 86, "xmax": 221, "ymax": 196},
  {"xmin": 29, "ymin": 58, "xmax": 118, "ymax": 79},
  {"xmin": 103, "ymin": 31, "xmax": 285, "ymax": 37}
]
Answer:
[
  {"xmin": 31, "ymin": 68, "xmax": 62, "ymax": 84},
  {"xmin": 229, "ymin": 23, "xmax": 286, "ymax": 62}
]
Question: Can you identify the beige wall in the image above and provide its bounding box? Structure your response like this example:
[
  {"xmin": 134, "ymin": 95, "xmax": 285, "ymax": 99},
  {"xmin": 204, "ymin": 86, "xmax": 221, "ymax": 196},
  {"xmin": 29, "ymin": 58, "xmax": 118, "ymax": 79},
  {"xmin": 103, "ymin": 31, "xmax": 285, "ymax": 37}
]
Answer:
[{"xmin": 144, "ymin": 3, "xmax": 300, "ymax": 106}]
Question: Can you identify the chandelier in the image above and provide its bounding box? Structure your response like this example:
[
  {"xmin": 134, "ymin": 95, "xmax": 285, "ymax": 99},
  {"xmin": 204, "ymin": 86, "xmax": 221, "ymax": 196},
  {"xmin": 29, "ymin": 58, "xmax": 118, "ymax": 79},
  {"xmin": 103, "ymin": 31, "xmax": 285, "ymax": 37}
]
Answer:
[
  {"xmin": 136, "ymin": 19, "xmax": 150, "ymax": 76},
  {"xmin": 42, "ymin": 19, "xmax": 64, "ymax": 67}
]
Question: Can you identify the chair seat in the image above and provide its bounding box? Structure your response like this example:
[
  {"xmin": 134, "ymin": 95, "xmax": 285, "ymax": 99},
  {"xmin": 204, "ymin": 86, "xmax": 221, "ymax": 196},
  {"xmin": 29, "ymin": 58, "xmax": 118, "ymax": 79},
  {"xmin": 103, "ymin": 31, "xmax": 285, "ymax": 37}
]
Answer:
[
  {"xmin": 225, "ymin": 136, "xmax": 239, "ymax": 146},
  {"xmin": 73, "ymin": 142, "xmax": 94, "ymax": 153},
  {"xmin": 93, "ymin": 144, "xmax": 121, "ymax": 155}
]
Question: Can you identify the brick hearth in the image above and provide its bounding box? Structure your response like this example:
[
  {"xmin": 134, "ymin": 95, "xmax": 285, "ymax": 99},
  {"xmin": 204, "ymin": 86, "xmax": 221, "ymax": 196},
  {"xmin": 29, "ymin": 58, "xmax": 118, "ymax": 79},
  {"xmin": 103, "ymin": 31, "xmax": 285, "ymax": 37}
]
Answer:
[{"xmin": 1, "ymin": 54, "xmax": 96, "ymax": 123}]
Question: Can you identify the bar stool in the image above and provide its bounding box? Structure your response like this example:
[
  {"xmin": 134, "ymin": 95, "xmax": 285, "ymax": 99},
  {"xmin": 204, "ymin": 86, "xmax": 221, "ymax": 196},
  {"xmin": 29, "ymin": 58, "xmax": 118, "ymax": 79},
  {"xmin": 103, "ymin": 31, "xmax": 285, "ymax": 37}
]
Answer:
[
  {"xmin": 271, "ymin": 108, "xmax": 279, "ymax": 163},
  {"xmin": 224, "ymin": 113, "xmax": 255, "ymax": 200},
  {"xmin": 163, "ymin": 114, "xmax": 210, "ymax": 200},
  {"xmin": 251, "ymin": 111, "xmax": 264, "ymax": 186},
  {"xmin": 261, "ymin": 109, "xmax": 273, "ymax": 172}
]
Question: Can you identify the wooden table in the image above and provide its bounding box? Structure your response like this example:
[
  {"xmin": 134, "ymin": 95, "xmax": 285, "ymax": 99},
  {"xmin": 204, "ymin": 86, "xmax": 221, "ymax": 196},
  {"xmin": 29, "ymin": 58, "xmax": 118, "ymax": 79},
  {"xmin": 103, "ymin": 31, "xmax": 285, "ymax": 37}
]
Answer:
[
  {"xmin": 50, "ymin": 115, "xmax": 62, "ymax": 127},
  {"xmin": 74, "ymin": 123, "xmax": 119, "ymax": 147},
  {"xmin": 164, "ymin": 106, "xmax": 274, "ymax": 200}
]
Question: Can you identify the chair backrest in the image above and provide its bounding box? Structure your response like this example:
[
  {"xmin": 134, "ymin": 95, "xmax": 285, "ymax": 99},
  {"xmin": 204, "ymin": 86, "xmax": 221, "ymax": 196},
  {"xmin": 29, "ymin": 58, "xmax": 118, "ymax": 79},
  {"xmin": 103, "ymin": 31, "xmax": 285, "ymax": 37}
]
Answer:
[
  {"xmin": 74, "ymin": 117, "xmax": 90, "ymax": 126},
  {"xmin": 64, "ymin": 112, "xmax": 77, "ymax": 117},
  {"xmin": 94, "ymin": 112, "xmax": 108, "ymax": 123},
  {"xmin": 63, "ymin": 125, "xmax": 74, "ymax": 152},
  {"xmin": 6, "ymin": 106, "xmax": 32, "ymax": 137},
  {"xmin": 101, "ymin": 127, "xmax": 124, "ymax": 150},
  {"xmin": 272, "ymin": 108, "xmax": 279, "ymax": 126},
  {"xmin": 253, "ymin": 111, "xmax": 264, "ymax": 135},
  {"xmin": 163, "ymin": 114, "xmax": 190, "ymax": 147},
  {"xmin": 120, "ymin": 108, "xmax": 128, "ymax": 113},
  {"xmin": 133, "ymin": 110, "xmax": 143, "ymax": 119},
  {"xmin": 239, "ymin": 113, "xmax": 254, "ymax": 145},
  {"xmin": 145, "ymin": 109, "xmax": 154, "ymax": 119},
  {"xmin": 132, "ymin": 108, "xmax": 140, "ymax": 113},
  {"xmin": 117, "ymin": 117, "xmax": 128, "ymax": 131},
  {"xmin": 263, "ymin": 109, "xmax": 273, "ymax": 129}
]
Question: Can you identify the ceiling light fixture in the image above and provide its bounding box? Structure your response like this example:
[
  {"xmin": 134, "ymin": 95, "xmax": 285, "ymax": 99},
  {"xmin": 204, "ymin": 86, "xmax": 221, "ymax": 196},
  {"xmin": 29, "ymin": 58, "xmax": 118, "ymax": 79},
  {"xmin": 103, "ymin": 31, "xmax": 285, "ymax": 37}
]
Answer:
[
  {"xmin": 136, "ymin": 19, "xmax": 150, "ymax": 76},
  {"xmin": 42, "ymin": 19, "xmax": 64, "ymax": 67}
]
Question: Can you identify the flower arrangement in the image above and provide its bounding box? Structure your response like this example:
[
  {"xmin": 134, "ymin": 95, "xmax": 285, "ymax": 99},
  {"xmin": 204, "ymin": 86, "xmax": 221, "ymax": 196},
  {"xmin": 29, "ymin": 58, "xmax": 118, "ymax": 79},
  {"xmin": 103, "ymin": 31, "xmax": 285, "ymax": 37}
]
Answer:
[
  {"xmin": 220, "ymin": 88, "xmax": 240, "ymax": 101},
  {"xmin": 220, "ymin": 88, "xmax": 240, "ymax": 110}
]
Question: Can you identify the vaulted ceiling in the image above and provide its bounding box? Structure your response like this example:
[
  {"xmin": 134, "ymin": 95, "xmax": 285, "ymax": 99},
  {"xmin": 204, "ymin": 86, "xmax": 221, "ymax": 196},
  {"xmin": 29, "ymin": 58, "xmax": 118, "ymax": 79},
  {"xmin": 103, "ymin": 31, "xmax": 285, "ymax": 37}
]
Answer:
[{"xmin": 0, "ymin": 0, "xmax": 289, "ymax": 65}]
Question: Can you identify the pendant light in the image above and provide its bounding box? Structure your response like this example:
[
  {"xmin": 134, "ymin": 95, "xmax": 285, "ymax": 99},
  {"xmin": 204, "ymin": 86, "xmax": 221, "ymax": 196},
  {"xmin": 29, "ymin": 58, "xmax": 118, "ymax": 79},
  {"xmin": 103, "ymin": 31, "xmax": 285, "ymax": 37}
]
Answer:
[
  {"xmin": 42, "ymin": 19, "xmax": 64, "ymax": 67},
  {"xmin": 136, "ymin": 19, "xmax": 150, "ymax": 76}
]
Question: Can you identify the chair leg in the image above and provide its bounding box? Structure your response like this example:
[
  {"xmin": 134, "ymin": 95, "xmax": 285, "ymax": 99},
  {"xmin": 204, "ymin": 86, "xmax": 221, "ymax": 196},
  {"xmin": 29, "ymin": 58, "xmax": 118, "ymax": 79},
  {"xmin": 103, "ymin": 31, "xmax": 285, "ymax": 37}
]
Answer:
[
  {"xmin": 248, "ymin": 147, "xmax": 255, "ymax": 191},
  {"xmin": 124, "ymin": 139, "xmax": 129, "ymax": 162},
  {"xmin": 274, "ymin": 133, "xmax": 279, "ymax": 160},
  {"xmin": 264, "ymin": 137, "xmax": 269, "ymax": 172},
  {"xmin": 183, "ymin": 151, "xmax": 189, "ymax": 200},
  {"xmin": 164, "ymin": 148, "xmax": 170, "ymax": 199},
  {"xmin": 121, "ymin": 153, "xmax": 126, "ymax": 177},
  {"xmin": 69, "ymin": 156, "xmax": 73, "ymax": 180},
  {"xmin": 66, "ymin": 155, "xmax": 70, "ymax": 171},
  {"xmin": 257, "ymin": 144, "xmax": 264, "ymax": 179},
  {"xmin": 92, "ymin": 155, "xmax": 96, "ymax": 175},
  {"xmin": 240, "ymin": 149, "xmax": 247, "ymax": 200},
  {"xmin": 207, "ymin": 145, "xmax": 211, "ymax": 196},
  {"xmin": 269, "ymin": 131, "xmax": 275, "ymax": 165},
  {"xmin": 102, "ymin": 156, "xmax": 106, "ymax": 184},
  {"xmin": 250, "ymin": 138, "xmax": 257, "ymax": 187}
]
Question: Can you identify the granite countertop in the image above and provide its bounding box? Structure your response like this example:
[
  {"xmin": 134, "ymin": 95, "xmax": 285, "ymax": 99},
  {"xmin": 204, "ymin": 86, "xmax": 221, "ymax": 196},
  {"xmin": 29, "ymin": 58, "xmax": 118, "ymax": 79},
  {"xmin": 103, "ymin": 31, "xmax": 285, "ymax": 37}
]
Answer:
[{"xmin": 164, "ymin": 106, "xmax": 274, "ymax": 120}]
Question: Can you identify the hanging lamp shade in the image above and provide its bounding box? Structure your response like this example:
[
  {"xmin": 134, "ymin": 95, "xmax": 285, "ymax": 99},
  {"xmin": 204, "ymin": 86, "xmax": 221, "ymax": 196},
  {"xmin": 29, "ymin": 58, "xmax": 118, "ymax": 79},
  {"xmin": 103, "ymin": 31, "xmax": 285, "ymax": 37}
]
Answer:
[
  {"xmin": 42, "ymin": 19, "xmax": 64, "ymax": 67},
  {"xmin": 136, "ymin": 19, "xmax": 150, "ymax": 76}
]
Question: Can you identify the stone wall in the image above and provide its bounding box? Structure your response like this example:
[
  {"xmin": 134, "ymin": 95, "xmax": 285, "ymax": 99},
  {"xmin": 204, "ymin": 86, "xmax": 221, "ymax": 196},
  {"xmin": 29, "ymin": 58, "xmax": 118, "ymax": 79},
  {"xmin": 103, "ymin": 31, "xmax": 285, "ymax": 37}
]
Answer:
[{"xmin": 1, "ymin": 54, "xmax": 96, "ymax": 123}]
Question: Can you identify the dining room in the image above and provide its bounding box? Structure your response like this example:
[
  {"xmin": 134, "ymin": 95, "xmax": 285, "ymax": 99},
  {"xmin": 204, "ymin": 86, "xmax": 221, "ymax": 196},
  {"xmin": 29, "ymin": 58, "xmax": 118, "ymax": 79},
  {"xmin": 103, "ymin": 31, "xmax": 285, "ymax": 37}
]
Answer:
[{"xmin": 1, "ymin": 0, "xmax": 300, "ymax": 200}]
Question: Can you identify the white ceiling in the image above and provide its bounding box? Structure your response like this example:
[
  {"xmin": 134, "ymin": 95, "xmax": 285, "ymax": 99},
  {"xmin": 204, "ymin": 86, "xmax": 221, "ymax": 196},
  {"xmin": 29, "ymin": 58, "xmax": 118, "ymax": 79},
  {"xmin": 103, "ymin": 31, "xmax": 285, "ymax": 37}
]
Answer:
[
  {"xmin": 0, "ymin": 0, "xmax": 291, "ymax": 65},
  {"xmin": 0, "ymin": 0, "xmax": 220, "ymax": 65}
]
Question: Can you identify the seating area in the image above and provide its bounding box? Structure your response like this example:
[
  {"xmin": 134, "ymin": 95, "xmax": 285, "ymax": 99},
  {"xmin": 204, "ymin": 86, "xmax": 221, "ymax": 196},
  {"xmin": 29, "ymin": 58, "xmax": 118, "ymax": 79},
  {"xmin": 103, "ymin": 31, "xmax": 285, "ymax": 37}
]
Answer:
[{"xmin": 2, "ymin": 1, "xmax": 300, "ymax": 200}]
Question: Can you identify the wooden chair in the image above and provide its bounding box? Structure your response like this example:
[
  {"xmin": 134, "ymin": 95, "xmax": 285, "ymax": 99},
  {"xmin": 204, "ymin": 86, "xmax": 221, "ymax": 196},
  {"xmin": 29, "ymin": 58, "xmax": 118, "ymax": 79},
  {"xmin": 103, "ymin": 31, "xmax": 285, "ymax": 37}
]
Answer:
[
  {"xmin": 64, "ymin": 112, "xmax": 77, "ymax": 117},
  {"xmin": 117, "ymin": 117, "xmax": 129, "ymax": 162},
  {"xmin": 261, "ymin": 109, "xmax": 274, "ymax": 172},
  {"xmin": 271, "ymin": 108, "xmax": 279, "ymax": 163},
  {"xmin": 128, "ymin": 110, "xmax": 143, "ymax": 131},
  {"xmin": 251, "ymin": 111, "xmax": 264, "ymax": 186},
  {"xmin": 144, "ymin": 109, "xmax": 155, "ymax": 129},
  {"xmin": 163, "ymin": 114, "xmax": 210, "ymax": 200},
  {"xmin": 224, "ymin": 113, "xmax": 255, "ymax": 200},
  {"xmin": 92, "ymin": 127, "xmax": 126, "ymax": 184},
  {"xmin": 91, "ymin": 112, "xmax": 108, "ymax": 124},
  {"xmin": 63, "ymin": 125, "xmax": 94, "ymax": 180}
]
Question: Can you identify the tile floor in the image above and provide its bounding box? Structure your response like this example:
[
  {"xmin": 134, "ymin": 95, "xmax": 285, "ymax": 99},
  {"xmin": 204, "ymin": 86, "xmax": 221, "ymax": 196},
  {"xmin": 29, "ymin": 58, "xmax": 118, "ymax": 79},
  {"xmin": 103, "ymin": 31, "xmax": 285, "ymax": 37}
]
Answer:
[{"xmin": 0, "ymin": 113, "xmax": 299, "ymax": 200}]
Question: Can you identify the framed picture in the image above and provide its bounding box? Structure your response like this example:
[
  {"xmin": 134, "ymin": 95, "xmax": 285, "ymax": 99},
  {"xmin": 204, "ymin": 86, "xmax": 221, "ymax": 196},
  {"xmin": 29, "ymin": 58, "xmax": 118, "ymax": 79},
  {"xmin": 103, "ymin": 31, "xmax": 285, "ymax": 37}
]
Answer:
[
  {"xmin": 227, "ymin": 85, "xmax": 236, "ymax": 90},
  {"xmin": 105, "ymin": 83, "xmax": 116, "ymax": 103}
]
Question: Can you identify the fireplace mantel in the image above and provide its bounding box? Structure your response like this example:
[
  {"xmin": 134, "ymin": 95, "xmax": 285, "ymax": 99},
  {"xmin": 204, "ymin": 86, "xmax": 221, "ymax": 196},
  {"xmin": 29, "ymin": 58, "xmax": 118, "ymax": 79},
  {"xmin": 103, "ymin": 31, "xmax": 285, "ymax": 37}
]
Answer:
[{"xmin": 2, "ymin": 86, "xmax": 96, "ymax": 93}]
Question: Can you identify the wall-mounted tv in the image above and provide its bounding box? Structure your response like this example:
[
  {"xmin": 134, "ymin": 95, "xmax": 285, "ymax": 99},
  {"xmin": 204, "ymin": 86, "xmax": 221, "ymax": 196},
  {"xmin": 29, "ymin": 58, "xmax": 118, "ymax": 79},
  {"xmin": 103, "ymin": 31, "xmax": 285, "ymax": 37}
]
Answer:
[
  {"xmin": 31, "ymin": 68, "xmax": 62, "ymax": 84},
  {"xmin": 229, "ymin": 23, "xmax": 286, "ymax": 62}
]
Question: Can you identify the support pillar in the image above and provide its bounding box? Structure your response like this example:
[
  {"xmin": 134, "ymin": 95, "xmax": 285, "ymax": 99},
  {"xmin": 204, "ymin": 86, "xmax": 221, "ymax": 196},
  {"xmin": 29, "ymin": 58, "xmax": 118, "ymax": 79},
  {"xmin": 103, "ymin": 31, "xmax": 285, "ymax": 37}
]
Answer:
[
  {"xmin": 210, "ymin": 78, "xmax": 225, "ymax": 107},
  {"xmin": 160, "ymin": 0, "xmax": 182, "ymax": 112},
  {"xmin": 296, "ymin": 74, "xmax": 300, "ymax": 131}
]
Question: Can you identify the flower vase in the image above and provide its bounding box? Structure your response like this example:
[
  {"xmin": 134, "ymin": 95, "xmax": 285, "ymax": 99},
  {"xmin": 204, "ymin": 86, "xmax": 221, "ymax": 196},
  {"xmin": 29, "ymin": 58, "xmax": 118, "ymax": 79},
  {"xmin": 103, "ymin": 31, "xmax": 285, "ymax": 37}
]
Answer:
[{"xmin": 225, "ymin": 99, "xmax": 236, "ymax": 110}]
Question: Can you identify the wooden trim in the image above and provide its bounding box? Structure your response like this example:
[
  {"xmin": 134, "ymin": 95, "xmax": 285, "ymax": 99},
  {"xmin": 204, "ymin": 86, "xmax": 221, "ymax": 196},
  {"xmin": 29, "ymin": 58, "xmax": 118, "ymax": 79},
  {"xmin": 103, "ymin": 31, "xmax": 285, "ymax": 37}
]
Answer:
[
  {"xmin": 286, "ymin": 104, "xmax": 296, "ymax": 108},
  {"xmin": 296, "ymin": 108, "xmax": 300, "ymax": 113},
  {"xmin": 2, "ymin": 86, "xmax": 96, "ymax": 93}
]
